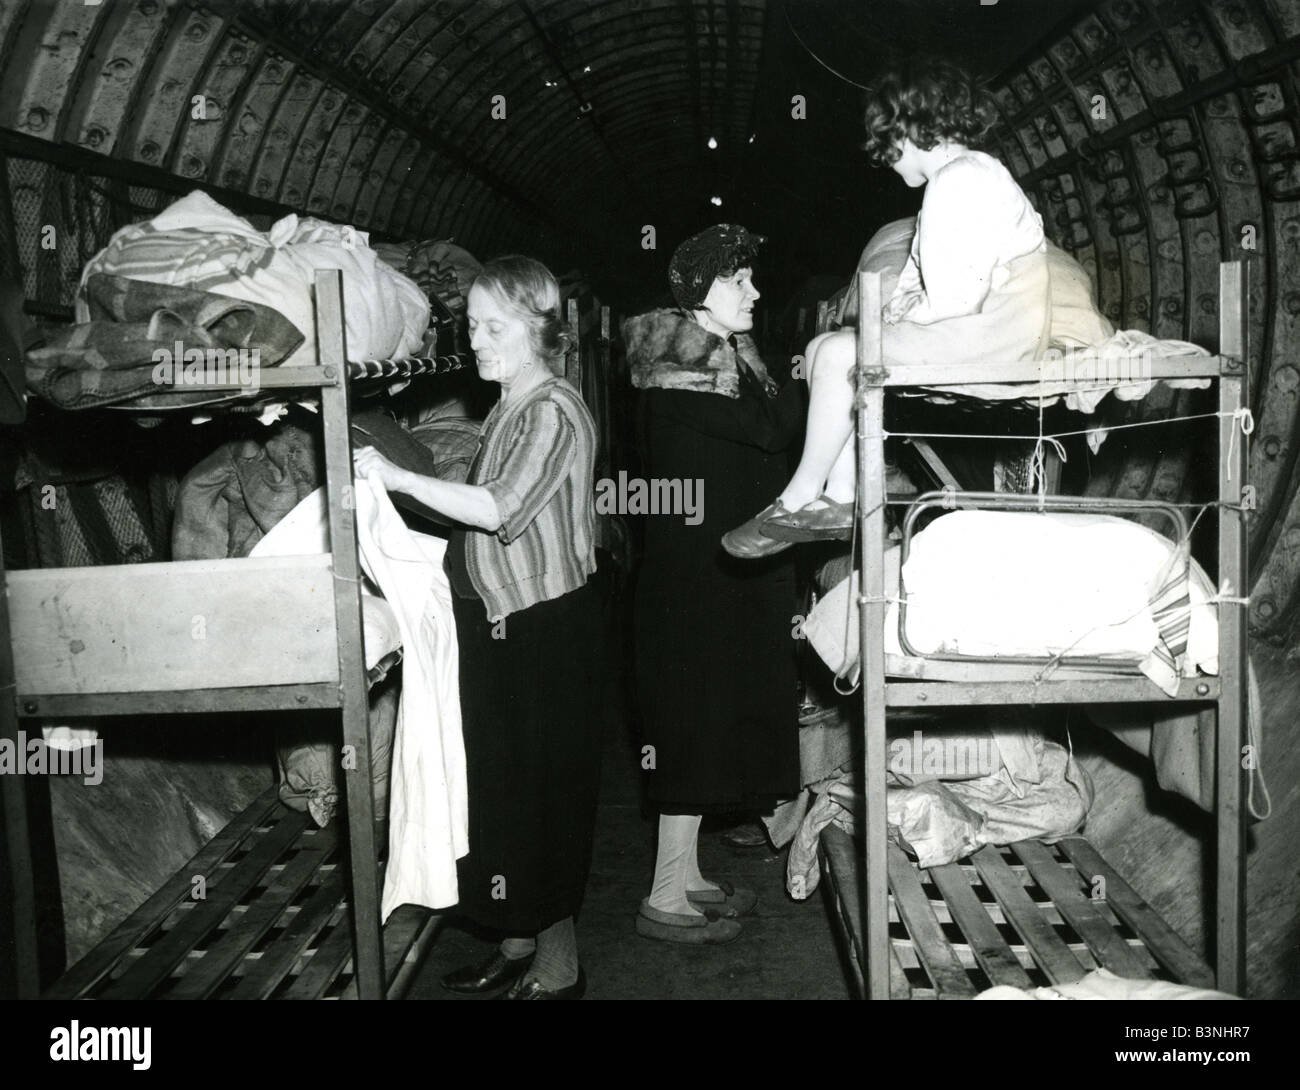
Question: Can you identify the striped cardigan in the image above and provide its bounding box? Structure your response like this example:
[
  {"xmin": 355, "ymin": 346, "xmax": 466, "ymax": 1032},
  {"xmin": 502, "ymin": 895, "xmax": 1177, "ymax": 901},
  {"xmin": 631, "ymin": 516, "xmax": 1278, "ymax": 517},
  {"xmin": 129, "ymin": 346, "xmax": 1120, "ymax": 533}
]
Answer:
[{"xmin": 462, "ymin": 376, "xmax": 597, "ymax": 619}]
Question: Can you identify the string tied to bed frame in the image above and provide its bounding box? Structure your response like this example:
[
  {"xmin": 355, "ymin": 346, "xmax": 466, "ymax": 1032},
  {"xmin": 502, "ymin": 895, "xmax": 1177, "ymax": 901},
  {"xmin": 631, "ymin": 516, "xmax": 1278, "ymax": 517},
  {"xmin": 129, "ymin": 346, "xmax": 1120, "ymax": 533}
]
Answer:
[
  {"xmin": 1225, "ymin": 406, "xmax": 1254, "ymax": 481},
  {"xmin": 1029, "ymin": 435, "xmax": 1068, "ymax": 506},
  {"xmin": 875, "ymin": 405, "xmax": 1256, "ymax": 472},
  {"xmin": 1213, "ymin": 579, "xmax": 1251, "ymax": 608}
]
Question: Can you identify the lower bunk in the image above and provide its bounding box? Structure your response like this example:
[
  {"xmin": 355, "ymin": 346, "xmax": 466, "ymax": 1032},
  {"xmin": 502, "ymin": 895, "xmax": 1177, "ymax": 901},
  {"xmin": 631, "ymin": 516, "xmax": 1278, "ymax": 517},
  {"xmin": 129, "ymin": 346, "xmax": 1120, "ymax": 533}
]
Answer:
[
  {"xmin": 819, "ymin": 823, "xmax": 1214, "ymax": 1000},
  {"xmin": 43, "ymin": 785, "xmax": 439, "ymax": 1000}
]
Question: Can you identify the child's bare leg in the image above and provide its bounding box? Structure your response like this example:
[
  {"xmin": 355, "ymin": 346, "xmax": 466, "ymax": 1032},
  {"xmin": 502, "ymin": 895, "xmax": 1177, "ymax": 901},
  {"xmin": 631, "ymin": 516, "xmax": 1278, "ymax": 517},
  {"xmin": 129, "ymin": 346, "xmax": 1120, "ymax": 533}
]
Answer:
[
  {"xmin": 823, "ymin": 435, "xmax": 856, "ymax": 503},
  {"xmin": 779, "ymin": 329, "xmax": 856, "ymax": 509}
]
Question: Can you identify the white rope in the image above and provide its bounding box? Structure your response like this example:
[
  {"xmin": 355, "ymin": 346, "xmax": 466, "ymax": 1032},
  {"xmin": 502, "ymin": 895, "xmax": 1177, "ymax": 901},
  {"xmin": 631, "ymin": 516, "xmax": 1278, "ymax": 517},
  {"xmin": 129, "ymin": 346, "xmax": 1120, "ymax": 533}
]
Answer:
[
  {"xmin": 1226, "ymin": 407, "xmax": 1254, "ymax": 481},
  {"xmin": 878, "ymin": 407, "xmax": 1254, "ymax": 446}
]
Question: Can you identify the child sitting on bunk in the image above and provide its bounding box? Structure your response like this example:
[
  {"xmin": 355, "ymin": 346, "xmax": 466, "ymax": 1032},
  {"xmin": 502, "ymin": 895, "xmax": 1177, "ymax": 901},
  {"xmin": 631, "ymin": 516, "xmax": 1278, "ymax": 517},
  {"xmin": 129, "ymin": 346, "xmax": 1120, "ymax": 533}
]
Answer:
[{"xmin": 723, "ymin": 57, "xmax": 1050, "ymax": 558}]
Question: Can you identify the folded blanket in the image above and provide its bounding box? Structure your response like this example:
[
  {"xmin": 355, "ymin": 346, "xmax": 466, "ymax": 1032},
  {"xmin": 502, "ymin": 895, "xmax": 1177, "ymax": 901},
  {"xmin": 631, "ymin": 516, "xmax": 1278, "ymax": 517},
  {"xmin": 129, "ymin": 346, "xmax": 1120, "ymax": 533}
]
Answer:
[
  {"xmin": 906, "ymin": 330, "xmax": 1211, "ymax": 412},
  {"xmin": 25, "ymin": 274, "xmax": 304, "ymax": 410}
]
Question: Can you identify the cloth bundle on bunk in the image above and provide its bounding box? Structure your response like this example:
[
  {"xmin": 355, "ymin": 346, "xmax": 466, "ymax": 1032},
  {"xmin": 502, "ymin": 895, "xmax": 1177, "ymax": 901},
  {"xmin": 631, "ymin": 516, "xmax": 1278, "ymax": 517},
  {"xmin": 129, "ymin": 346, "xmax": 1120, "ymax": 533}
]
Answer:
[
  {"xmin": 834, "ymin": 217, "xmax": 1211, "ymax": 410},
  {"xmin": 976, "ymin": 967, "xmax": 1239, "ymax": 1000},
  {"xmin": 171, "ymin": 409, "xmax": 476, "ymax": 839},
  {"xmin": 170, "ymin": 409, "xmax": 471, "ymax": 560},
  {"xmin": 803, "ymin": 509, "xmax": 1219, "ymax": 695},
  {"xmin": 372, "ymin": 238, "xmax": 482, "ymax": 320},
  {"xmin": 79, "ymin": 191, "xmax": 429, "ymax": 366},
  {"xmin": 782, "ymin": 721, "xmax": 1093, "ymax": 894},
  {"xmin": 26, "ymin": 191, "xmax": 433, "ymax": 413},
  {"xmin": 25, "ymin": 274, "xmax": 304, "ymax": 411}
]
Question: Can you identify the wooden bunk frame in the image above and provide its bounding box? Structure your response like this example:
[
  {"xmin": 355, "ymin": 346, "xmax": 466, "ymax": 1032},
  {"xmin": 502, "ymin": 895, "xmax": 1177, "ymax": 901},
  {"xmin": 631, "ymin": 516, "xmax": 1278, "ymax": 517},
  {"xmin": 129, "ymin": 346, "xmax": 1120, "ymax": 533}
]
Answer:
[
  {"xmin": 0, "ymin": 270, "xmax": 476, "ymax": 999},
  {"xmin": 824, "ymin": 261, "xmax": 1249, "ymax": 999}
]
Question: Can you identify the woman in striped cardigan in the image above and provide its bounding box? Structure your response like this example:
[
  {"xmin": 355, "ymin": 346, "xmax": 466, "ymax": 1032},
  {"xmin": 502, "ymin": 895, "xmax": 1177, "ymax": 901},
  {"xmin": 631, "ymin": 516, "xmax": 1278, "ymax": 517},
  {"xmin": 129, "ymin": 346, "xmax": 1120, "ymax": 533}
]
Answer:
[{"xmin": 354, "ymin": 255, "xmax": 600, "ymax": 1001}]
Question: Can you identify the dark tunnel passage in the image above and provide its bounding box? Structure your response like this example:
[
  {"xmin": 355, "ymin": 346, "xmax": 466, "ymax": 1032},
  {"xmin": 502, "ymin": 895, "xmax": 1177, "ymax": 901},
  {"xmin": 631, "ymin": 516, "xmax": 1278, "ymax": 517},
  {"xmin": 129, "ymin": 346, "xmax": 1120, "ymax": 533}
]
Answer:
[{"xmin": 0, "ymin": 0, "xmax": 1297, "ymax": 1003}]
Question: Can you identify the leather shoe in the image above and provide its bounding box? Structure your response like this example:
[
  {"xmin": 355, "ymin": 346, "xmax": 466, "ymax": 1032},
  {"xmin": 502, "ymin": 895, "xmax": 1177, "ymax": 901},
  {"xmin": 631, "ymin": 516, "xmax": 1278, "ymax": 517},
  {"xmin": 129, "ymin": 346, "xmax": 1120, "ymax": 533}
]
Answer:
[
  {"xmin": 441, "ymin": 951, "xmax": 534, "ymax": 994},
  {"xmin": 499, "ymin": 968, "xmax": 587, "ymax": 1000},
  {"xmin": 722, "ymin": 501, "xmax": 797, "ymax": 559},
  {"xmin": 761, "ymin": 495, "xmax": 854, "ymax": 542}
]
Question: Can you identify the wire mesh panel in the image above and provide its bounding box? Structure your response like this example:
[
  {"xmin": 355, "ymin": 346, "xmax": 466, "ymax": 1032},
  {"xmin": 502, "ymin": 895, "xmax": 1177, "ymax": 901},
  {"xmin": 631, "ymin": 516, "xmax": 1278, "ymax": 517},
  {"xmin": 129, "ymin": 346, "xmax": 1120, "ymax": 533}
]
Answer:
[
  {"xmin": 1, "ymin": 155, "xmax": 180, "ymax": 315},
  {"xmin": 0, "ymin": 149, "xmax": 297, "ymax": 318}
]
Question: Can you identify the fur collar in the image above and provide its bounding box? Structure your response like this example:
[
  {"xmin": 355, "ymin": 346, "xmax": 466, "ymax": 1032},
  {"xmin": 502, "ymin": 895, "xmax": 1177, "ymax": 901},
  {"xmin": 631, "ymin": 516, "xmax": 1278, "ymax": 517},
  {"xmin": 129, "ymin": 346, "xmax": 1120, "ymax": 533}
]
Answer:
[{"xmin": 623, "ymin": 309, "xmax": 776, "ymax": 399}]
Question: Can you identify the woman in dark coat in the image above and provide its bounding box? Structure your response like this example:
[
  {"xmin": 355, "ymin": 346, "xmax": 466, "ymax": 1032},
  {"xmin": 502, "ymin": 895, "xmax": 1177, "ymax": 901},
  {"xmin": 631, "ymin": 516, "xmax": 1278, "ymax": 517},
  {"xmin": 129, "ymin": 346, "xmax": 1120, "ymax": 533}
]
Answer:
[{"xmin": 623, "ymin": 225, "xmax": 803, "ymax": 944}]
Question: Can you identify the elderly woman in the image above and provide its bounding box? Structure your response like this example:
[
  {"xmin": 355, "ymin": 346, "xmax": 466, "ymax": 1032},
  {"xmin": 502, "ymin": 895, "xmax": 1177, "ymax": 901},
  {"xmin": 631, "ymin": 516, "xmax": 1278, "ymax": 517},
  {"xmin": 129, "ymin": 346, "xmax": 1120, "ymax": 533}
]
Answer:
[
  {"xmin": 354, "ymin": 255, "xmax": 599, "ymax": 1000},
  {"xmin": 622, "ymin": 225, "xmax": 803, "ymax": 944}
]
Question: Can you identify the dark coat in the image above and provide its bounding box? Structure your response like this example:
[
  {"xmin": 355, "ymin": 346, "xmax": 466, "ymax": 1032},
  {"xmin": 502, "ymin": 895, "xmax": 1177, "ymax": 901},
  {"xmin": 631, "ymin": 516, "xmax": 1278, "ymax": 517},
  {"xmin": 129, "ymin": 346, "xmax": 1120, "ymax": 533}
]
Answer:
[{"xmin": 624, "ymin": 309, "xmax": 804, "ymax": 814}]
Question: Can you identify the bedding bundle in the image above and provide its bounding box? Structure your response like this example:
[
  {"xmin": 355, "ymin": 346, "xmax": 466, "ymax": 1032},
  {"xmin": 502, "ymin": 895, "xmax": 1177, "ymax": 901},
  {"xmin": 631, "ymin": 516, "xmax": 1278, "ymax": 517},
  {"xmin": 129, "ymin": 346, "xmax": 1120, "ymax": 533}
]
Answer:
[
  {"xmin": 803, "ymin": 509, "xmax": 1218, "ymax": 696},
  {"xmin": 834, "ymin": 216, "xmax": 1212, "ymax": 411},
  {"xmin": 26, "ymin": 191, "xmax": 433, "ymax": 412},
  {"xmin": 783, "ymin": 720, "xmax": 1094, "ymax": 891},
  {"xmin": 25, "ymin": 273, "xmax": 303, "ymax": 410},
  {"xmin": 372, "ymin": 237, "xmax": 482, "ymax": 320},
  {"xmin": 79, "ymin": 190, "xmax": 429, "ymax": 367}
]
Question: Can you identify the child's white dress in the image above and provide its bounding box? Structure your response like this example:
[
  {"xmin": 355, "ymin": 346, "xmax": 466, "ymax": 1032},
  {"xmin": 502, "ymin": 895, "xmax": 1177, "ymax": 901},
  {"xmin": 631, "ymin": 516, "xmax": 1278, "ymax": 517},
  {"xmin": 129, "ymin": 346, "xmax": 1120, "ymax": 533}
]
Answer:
[{"xmin": 884, "ymin": 149, "xmax": 1050, "ymax": 367}]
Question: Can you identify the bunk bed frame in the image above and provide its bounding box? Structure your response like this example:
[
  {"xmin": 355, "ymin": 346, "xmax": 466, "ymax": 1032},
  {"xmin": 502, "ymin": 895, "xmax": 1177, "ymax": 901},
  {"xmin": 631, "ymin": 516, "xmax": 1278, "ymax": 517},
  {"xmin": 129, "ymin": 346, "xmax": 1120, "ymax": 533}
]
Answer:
[
  {"xmin": 823, "ymin": 261, "xmax": 1249, "ymax": 999},
  {"xmin": 0, "ymin": 270, "xmax": 487, "ymax": 1000}
]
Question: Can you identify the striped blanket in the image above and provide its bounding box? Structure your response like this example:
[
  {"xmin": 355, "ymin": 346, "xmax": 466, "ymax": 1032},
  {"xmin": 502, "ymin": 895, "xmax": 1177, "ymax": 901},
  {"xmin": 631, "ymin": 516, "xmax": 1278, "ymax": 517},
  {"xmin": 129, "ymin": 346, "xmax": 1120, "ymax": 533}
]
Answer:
[{"xmin": 25, "ymin": 274, "xmax": 303, "ymax": 410}]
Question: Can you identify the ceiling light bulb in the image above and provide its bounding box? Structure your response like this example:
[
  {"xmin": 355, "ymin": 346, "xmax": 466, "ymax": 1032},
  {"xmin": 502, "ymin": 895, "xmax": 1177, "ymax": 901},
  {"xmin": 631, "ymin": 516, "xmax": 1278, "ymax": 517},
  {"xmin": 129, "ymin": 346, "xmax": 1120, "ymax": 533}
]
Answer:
[
  {"xmin": 710, "ymin": 195, "xmax": 723, "ymax": 206},
  {"xmin": 748, "ymin": 133, "xmax": 755, "ymax": 144},
  {"xmin": 707, "ymin": 136, "xmax": 718, "ymax": 150}
]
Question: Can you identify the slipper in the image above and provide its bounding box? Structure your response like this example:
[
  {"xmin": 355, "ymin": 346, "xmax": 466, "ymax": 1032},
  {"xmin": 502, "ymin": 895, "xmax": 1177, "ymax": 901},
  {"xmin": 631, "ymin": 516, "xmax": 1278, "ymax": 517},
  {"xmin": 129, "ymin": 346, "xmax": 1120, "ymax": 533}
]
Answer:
[
  {"xmin": 635, "ymin": 899, "xmax": 742, "ymax": 945},
  {"xmin": 686, "ymin": 879, "xmax": 758, "ymax": 918},
  {"xmin": 760, "ymin": 494, "xmax": 854, "ymax": 542},
  {"xmin": 721, "ymin": 500, "xmax": 797, "ymax": 559}
]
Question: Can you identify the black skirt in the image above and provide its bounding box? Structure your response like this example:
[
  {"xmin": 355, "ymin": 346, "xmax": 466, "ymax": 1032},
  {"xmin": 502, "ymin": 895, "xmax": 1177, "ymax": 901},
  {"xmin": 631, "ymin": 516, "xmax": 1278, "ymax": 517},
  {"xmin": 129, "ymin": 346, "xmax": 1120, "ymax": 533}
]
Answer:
[
  {"xmin": 635, "ymin": 559, "xmax": 800, "ymax": 815},
  {"xmin": 632, "ymin": 383, "xmax": 803, "ymax": 816},
  {"xmin": 452, "ymin": 582, "xmax": 602, "ymax": 934}
]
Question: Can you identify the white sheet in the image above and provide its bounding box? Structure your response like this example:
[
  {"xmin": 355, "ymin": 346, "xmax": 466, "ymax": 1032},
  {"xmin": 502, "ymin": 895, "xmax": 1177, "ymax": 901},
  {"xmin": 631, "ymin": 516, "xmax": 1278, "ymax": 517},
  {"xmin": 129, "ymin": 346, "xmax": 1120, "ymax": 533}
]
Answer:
[
  {"xmin": 249, "ymin": 481, "xmax": 468, "ymax": 915},
  {"xmin": 896, "ymin": 510, "xmax": 1217, "ymax": 672},
  {"xmin": 248, "ymin": 487, "xmax": 400, "ymax": 668},
  {"xmin": 976, "ymin": 967, "xmax": 1239, "ymax": 1000},
  {"xmin": 804, "ymin": 510, "xmax": 1219, "ymax": 695}
]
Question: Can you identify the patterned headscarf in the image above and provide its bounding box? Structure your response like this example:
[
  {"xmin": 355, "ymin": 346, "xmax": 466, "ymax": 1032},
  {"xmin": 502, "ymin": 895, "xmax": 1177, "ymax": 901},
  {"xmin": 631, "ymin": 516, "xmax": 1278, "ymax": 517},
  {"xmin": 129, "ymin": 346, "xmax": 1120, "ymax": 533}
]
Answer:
[{"xmin": 668, "ymin": 224, "xmax": 765, "ymax": 311}]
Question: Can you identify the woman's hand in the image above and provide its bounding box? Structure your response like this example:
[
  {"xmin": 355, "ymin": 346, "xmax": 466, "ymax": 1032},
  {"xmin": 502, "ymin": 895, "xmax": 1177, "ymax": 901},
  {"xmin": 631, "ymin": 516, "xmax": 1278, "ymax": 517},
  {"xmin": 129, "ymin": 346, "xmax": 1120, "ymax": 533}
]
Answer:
[{"xmin": 353, "ymin": 445, "xmax": 407, "ymax": 492}]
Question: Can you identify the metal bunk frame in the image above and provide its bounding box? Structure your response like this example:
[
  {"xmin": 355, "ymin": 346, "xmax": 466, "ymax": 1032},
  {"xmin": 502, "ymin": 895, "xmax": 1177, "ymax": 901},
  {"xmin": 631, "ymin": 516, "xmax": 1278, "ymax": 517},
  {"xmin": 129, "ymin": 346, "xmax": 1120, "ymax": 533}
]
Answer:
[
  {"xmin": 0, "ymin": 270, "xmax": 455, "ymax": 1000},
  {"xmin": 839, "ymin": 260, "xmax": 1248, "ymax": 999}
]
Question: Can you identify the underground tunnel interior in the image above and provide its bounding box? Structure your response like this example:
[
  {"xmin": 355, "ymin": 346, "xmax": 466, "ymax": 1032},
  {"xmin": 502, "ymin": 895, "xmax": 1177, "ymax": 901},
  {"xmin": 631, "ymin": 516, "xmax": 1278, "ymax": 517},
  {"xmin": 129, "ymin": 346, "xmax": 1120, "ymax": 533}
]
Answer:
[{"xmin": 0, "ymin": 0, "xmax": 1297, "ymax": 1003}]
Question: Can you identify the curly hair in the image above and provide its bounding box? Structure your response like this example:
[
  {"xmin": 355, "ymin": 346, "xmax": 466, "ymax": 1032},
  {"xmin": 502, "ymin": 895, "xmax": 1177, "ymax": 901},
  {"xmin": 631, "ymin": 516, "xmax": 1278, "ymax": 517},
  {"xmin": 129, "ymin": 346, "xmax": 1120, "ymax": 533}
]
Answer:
[
  {"xmin": 861, "ymin": 57, "xmax": 997, "ymax": 168},
  {"xmin": 472, "ymin": 255, "xmax": 571, "ymax": 375}
]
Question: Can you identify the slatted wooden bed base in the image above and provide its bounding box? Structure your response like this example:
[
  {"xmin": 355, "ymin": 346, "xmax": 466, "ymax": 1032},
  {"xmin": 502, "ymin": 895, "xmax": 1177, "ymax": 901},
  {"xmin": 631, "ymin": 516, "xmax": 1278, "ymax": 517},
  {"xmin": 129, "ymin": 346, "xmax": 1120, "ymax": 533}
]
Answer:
[
  {"xmin": 819, "ymin": 824, "xmax": 1213, "ymax": 1000},
  {"xmin": 43, "ymin": 786, "xmax": 439, "ymax": 1000}
]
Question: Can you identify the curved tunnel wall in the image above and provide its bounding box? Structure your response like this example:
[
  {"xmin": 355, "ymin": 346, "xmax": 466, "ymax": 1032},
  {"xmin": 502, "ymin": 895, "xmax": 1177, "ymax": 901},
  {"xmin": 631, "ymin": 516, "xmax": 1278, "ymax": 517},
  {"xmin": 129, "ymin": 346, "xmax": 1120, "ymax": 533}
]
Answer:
[{"xmin": 0, "ymin": 0, "xmax": 766, "ymax": 284}]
